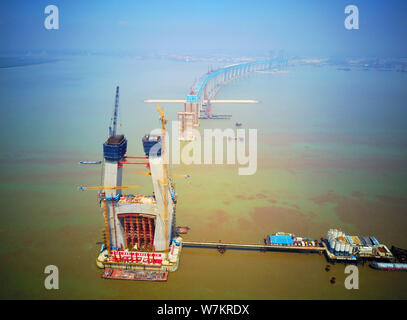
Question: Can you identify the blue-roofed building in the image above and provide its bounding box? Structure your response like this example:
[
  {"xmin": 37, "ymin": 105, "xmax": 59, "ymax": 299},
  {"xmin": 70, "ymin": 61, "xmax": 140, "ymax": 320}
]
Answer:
[{"xmin": 269, "ymin": 235, "xmax": 294, "ymax": 245}]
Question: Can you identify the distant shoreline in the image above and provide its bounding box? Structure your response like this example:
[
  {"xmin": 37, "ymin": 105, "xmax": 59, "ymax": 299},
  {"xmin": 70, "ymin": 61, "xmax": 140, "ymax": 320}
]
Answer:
[{"xmin": 0, "ymin": 58, "xmax": 59, "ymax": 70}]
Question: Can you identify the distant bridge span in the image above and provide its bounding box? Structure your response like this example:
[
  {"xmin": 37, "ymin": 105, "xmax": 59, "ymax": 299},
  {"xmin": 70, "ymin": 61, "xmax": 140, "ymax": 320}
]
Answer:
[
  {"xmin": 143, "ymin": 99, "xmax": 259, "ymax": 104},
  {"xmin": 145, "ymin": 58, "xmax": 287, "ymax": 140},
  {"xmin": 186, "ymin": 58, "xmax": 285, "ymax": 104},
  {"xmin": 177, "ymin": 58, "xmax": 286, "ymax": 140}
]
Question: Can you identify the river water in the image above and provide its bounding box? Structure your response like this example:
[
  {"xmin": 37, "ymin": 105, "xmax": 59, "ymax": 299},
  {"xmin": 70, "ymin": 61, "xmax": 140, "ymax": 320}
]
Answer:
[{"xmin": 0, "ymin": 56, "xmax": 406, "ymax": 299}]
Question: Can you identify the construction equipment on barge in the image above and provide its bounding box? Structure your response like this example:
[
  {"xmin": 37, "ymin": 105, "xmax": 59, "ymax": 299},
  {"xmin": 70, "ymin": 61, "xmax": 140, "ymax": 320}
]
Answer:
[
  {"xmin": 265, "ymin": 232, "xmax": 320, "ymax": 249},
  {"xmin": 324, "ymin": 229, "xmax": 393, "ymax": 262}
]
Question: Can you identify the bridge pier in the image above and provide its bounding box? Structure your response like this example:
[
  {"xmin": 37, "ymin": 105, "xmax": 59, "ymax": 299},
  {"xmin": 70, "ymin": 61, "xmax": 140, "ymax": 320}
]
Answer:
[
  {"xmin": 177, "ymin": 111, "xmax": 195, "ymax": 141},
  {"xmin": 183, "ymin": 102, "xmax": 200, "ymax": 127}
]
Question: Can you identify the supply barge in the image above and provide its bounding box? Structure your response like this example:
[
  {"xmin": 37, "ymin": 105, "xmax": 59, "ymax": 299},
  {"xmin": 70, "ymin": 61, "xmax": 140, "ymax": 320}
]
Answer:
[
  {"xmin": 324, "ymin": 229, "xmax": 393, "ymax": 262},
  {"xmin": 102, "ymin": 268, "xmax": 169, "ymax": 281}
]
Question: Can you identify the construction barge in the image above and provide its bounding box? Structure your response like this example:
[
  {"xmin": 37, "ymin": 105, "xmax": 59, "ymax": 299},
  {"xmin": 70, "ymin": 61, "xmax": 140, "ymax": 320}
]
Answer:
[
  {"xmin": 323, "ymin": 229, "xmax": 393, "ymax": 262},
  {"xmin": 102, "ymin": 268, "xmax": 168, "ymax": 281}
]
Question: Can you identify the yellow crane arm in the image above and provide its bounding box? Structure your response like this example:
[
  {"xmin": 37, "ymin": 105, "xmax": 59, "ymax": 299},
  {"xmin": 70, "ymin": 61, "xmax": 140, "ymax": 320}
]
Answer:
[{"xmin": 156, "ymin": 104, "xmax": 164, "ymax": 119}]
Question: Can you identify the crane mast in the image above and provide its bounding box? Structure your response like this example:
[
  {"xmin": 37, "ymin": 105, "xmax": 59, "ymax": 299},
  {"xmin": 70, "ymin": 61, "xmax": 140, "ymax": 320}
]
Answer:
[{"xmin": 109, "ymin": 86, "xmax": 120, "ymax": 137}]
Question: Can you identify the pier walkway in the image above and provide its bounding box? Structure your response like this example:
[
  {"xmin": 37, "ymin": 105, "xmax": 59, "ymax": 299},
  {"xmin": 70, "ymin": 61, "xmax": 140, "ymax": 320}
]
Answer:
[{"xmin": 183, "ymin": 240, "xmax": 326, "ymax": 253}]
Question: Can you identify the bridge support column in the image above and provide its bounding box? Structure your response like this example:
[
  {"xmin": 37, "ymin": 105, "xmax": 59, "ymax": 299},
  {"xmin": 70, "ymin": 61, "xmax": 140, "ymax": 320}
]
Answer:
[
  {"xmin": 178, "ymin": 111, "xmax": 195, "ymax": 141},
  {"xmin": 184, "ymin": 102, "xmax": 199, "ymax": 127}
]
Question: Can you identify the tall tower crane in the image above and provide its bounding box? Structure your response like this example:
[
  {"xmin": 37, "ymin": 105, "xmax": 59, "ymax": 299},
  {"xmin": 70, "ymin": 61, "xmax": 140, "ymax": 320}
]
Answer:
[
  {"xmin": 109, "ymin": 86, "xmax": 120, "ymax": 137},
  {"xmin": 103, "ymin": 86, "xmax": 127, "ymax": 196}
]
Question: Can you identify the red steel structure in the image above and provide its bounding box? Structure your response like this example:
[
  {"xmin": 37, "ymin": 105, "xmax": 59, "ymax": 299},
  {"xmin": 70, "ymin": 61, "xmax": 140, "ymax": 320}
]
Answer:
[
  {"xmin": 118, "ymin": 155, "xmax": 149, "ymax": 168},
  {"xmin": 119, "ymin": 213, "xmax": 155, "ymax": 250}
]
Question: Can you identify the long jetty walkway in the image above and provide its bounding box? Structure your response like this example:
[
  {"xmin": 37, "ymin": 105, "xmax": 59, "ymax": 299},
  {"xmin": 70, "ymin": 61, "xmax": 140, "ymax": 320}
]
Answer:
[{"xmin": 182, "ymin": 240, "xmax": 326, "ymax": 253}]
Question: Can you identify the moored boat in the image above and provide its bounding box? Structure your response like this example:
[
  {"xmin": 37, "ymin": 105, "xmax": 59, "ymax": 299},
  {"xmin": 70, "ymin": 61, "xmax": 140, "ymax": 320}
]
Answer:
[
  {"xmin": 176, "ymin": 226, "xmax": 190, "ymax": 234},
  {"xmin": 370, "ymin": 262, "xmax": 407, "ymax": 271},
  {"xmin": 79, "ymin": 160, "xmax": 102, "ymax": 165}
]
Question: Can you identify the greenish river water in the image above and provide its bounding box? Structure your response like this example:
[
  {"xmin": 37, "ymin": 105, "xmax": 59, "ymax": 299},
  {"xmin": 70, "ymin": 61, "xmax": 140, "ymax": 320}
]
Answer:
[{"xmin": 0, "ymin": 56, "xmax": 406, "ymax": 299}]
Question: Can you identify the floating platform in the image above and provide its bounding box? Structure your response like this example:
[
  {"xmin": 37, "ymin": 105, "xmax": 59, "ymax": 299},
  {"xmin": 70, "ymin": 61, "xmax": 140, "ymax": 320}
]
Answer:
[
  {"xmin": 326, "ymin": 229, "xmax": 393, "ymax": 260},
  {"xmin": 321, "ymin": 239, "xmax": 392, "ymax": 262},
  {"xmin": 102, "ymin": 268, "xmax": 168, "ymax": 281},
  {"xmin": 322, "ymin": 240, "xmax": 358, "ymax": 262}
]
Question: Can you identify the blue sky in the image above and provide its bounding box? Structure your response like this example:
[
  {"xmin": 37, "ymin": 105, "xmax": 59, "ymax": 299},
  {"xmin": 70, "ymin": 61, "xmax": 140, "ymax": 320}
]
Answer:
[{"xmin": 0, "ymin": 0, "xmax": 406, "ymax": 57}]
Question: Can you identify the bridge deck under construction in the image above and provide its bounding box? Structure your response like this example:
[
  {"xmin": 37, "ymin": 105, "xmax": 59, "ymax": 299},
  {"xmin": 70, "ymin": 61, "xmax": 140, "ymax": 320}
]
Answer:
[{"xmin": 182, "ymin": 241, "xmax": 326, "ymax": 253}]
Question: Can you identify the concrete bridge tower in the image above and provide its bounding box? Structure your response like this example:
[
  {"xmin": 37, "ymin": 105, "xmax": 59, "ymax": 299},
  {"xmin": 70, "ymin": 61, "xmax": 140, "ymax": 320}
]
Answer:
[{"xmin": 101, "ymin": 104, "xmax": 176, "ymax": 254}]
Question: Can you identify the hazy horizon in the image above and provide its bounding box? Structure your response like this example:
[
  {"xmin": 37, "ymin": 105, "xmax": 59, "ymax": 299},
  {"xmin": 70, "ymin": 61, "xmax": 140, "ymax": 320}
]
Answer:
[{"xmin": 1, "ymin": 1, "xmax": 407, "ymax": 58}]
